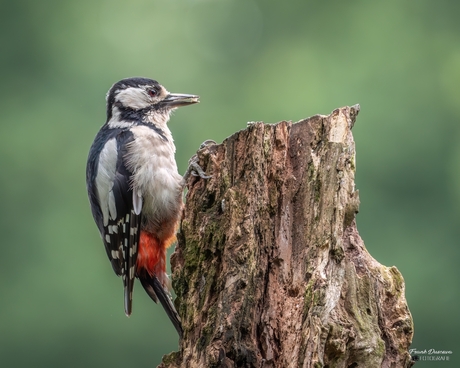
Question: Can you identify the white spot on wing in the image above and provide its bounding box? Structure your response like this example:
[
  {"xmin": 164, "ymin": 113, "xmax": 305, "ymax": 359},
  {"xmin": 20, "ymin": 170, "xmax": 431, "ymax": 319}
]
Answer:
[
  {"xmin": 105, "ymin": 234, "xmax": 111, "ymax": 243},
  {"xmin": 111, "ymin": 250, "xmax": 119, "ymax": 259},
  {"xmin": 108, "ymin": 191, "xmax": 117, "ymax": 220},
  {"xmin": 133, "ymin": 189, "xmax": 143, "ymax": 215},
  {"xmin": 94, "ymin": 138, "xmax": 118, "ymax": 226}
]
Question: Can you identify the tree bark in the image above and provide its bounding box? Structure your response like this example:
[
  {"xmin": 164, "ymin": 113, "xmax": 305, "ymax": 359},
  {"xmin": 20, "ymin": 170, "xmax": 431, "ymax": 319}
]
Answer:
[{"xmin": 159, "ymin": 105, "xmax": 414, "ymax": 368}]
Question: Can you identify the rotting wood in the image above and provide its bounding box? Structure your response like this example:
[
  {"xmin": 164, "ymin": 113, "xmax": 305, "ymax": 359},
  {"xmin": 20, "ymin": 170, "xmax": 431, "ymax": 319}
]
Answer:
[{"xmin": 159, "ymin": 105, "xmax": 414, "ymax": 368}]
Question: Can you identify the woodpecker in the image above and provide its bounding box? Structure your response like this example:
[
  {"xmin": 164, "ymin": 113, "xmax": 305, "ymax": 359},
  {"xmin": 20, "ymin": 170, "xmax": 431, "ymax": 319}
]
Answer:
[{"xmin": 86, "ymin": 77, "xmax": 199, "ymax": 337}]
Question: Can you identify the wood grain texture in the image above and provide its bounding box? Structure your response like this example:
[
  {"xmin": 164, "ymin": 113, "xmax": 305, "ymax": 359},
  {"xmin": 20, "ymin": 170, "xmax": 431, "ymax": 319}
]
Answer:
[{"xmin": 160, "ymin": 106, "xmax": 414, "ymax": 368}]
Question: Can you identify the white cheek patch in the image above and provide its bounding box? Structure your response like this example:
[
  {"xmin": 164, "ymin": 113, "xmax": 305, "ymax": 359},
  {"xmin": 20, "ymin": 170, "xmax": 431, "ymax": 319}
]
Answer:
[{"xmin": 116, "ymin": 88, "xmax": 150, "ymax": 110}]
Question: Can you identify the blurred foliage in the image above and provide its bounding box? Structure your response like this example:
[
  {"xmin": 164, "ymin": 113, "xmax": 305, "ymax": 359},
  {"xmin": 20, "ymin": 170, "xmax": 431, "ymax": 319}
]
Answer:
[{"xmin": 1, "ymin": 0, "xmax": 459, "ymax": 366}]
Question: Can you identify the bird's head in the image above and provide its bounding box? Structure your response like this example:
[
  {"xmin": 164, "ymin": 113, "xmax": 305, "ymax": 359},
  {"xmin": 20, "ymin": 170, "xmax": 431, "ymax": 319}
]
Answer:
[{"xmin": 105, "ymin": 77, "xmax": 199, "ymax": 126}]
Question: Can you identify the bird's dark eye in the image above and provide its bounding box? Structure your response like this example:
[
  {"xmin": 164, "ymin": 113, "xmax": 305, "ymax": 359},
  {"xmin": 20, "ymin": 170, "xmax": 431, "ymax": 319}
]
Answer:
[{"xmin": 148, "ymin": 89, "xmax": 158, "ymax": 97}]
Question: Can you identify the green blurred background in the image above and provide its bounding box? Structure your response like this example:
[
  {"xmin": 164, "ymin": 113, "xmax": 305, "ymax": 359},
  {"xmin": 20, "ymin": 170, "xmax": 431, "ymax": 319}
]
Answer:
[{"xmin": 1, "ymin": 0, "xmax": 459, "ymax": 366}]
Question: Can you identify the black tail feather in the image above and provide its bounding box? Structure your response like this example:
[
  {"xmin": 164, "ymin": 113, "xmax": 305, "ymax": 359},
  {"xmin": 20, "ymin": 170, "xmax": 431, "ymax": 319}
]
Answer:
[{"xmin": 139, "ymin": 275, "xmax": 183, "ymax": 338}]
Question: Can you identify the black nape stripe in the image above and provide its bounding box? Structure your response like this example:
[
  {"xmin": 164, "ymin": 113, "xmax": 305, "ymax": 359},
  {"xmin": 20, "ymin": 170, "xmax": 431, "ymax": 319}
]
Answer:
[
  {"xmin": 136, "ymin": 121, "xmax": 168, "ymax": 142},
  {"xmin": 111, "ymin": 104, "xmax": 168, "ymax": 142}
]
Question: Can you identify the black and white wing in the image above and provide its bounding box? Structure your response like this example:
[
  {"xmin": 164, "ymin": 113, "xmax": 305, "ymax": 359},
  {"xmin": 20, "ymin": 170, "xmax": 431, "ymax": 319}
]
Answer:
[{"xmin": 86, "ymin": 127, "xmax": 142, "ymax": 316}]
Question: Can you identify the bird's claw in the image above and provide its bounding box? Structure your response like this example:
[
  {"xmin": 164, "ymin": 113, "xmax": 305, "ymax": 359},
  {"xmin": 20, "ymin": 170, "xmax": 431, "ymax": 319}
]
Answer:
[
  {"xmin": 199, "ymin": 139, "xmax": 217, "ymax": 149},
  {"xmin": 185, "ymin": 159, "xmax": 212, "ymax": 180},
  {"xmin": 183, "ymin": 140, "xmax": 215, "ymax": 181}
]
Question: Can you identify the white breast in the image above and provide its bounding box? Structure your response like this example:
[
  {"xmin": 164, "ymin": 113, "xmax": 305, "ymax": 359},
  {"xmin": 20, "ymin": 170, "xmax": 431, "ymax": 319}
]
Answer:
[{"xmin": 126, "ymin": 125, "xmax": 184, "ymax": 229}]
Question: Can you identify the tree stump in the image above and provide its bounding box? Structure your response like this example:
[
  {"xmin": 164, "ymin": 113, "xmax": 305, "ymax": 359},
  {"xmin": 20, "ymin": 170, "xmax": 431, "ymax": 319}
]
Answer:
[{"xmin": 159, "ymin": 105, "xmax": 414, "ymax": 368}]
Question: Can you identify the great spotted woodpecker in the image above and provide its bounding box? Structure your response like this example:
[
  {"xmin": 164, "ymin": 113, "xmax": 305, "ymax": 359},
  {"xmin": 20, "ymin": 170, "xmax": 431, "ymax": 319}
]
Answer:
[{"xmin": 86, "ymin": 77, "xmax": 200, "ymax": 337}]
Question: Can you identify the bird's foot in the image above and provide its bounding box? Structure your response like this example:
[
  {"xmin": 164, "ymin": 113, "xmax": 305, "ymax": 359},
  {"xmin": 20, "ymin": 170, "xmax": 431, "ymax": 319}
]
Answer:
[
  {"xmin": 198, "ymin": 139, "xmax": 217, "ymax": 149},
  {"xmin": 185, "ymin": 159, "xmax": 211, "ymax": 180},
  {"xmin": 183, "ymin": 140, "xmax": 216, "ymax": 181}
]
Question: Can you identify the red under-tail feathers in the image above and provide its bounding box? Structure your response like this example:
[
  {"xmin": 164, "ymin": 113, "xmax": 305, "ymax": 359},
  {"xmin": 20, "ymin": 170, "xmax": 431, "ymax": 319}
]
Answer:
[{"xmin": 137, "ymin": 230, "xmax": 183, "ymax": 337}]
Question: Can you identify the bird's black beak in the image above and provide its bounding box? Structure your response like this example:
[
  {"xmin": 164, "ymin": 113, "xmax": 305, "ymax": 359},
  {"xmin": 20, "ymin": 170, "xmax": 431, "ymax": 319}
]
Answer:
[{"xmin": 162, "ymin": 93, "xmax": 200, "ymax": 108}]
